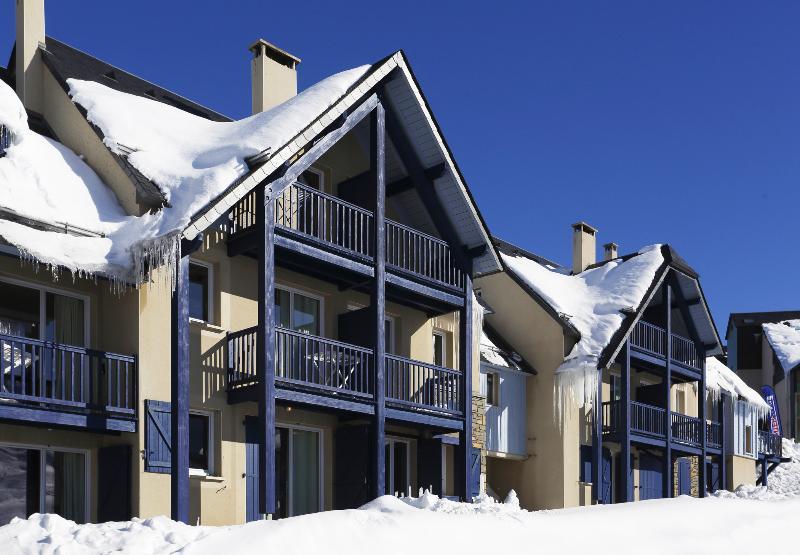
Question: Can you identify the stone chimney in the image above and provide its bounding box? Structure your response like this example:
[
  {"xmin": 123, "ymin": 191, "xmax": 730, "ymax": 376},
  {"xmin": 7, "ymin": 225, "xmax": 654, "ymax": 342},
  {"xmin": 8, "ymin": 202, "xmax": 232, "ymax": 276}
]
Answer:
[
  {"xmin": 15, "ymin": 0, "xmax": 46, "ymax": 113},
  {"xmin": 603, "ymin": 242, "xmax": 618, "ymax": 261},
  {"xmin": 249, "ymin": 39, "xmax": 301, "ymax": 114},
  {"xmin": 571, "ymin": 221, "xmax": 598, "ymax": 274}
]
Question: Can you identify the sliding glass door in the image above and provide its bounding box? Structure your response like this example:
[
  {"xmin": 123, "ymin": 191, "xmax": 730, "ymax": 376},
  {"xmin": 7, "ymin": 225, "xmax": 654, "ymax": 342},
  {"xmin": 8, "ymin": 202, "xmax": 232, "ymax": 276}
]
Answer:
[{"xmin": 0, "ymin": 279, "xmax": 86, "ymax": 347}]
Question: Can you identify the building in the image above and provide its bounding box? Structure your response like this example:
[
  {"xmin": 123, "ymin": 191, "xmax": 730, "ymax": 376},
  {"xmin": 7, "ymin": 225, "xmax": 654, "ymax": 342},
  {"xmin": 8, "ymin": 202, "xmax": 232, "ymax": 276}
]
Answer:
[
  {"xmin": 475, "ymin": 226, "xmax": 775, "ymax": 509},
  {"xmin": 0, "ymin": 1, "xmax": 500, "ymax": 525},
  {"xmin": 726, "ymin": 311, "xmax": 800, "ymax": 440}
]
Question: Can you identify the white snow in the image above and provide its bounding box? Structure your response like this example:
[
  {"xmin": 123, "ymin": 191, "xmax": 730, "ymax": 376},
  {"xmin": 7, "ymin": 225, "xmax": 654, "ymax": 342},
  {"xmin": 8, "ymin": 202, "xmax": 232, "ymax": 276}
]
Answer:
[
  {"xmin": 717, "ymin": 439, "xmax": 800, "ymax": 501},
  {"xmin": 762, "ymin": 320, "xmax": 800, "ymax": 374},
  {"xmin": 705, "ymin": 356, "xmax": 769, "ymax": 411},
  {"xmin": 4, "ymin": 486, "xmax": 800, "ymax": 554},
  {"xmin": 500, "ymin": 246, "xmax": 664, "ymax": 420},
  {"xmin": 480, "ymin": 331, "xmax": 511, "ymax": 368},
  {"xmin": 0, "ymin": 64, "xmax": 369, "ymax": 286}
]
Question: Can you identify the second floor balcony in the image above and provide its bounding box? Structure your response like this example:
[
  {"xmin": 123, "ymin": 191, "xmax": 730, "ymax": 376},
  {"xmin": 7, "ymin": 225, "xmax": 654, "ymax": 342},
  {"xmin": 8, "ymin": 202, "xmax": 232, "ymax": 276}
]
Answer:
[{"xmin": 629, "ymin": 320, "xmax": 701, "ymax": 371}]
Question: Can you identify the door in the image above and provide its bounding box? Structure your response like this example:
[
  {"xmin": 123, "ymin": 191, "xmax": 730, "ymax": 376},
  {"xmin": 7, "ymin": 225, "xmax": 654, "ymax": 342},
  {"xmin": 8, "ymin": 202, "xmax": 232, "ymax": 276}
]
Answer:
[
  {"xmin": 418, "ymin": 438, "xmax": 443, "ymax": 496},
  {"xmin": 469, "ymin": 446, "xmax": 481, "ymax": 501},
  {"xmin": 244, "ymin": 417, "xmax": 262, "ymax": 522},
  {"xmin": 334, "ymin": 425, "xmax": 370, "ymax": 509},
  {"xmin": 97, "ymin": 445, "xmax": 131, "ymax": 522},
  {"xmin": 706, "ymin": 460, "xmax": 720, "ymax": 493},
  {"xmin": 677, "ymin": 458, "xmax": 692, "ymax": 496},
  {"xmin": 616, "ymin": 453, "xmax": 634, "ymax": 502},
  {"xmin": 639, "ymin": 453, "xmax": 664, "ymax": 500}
]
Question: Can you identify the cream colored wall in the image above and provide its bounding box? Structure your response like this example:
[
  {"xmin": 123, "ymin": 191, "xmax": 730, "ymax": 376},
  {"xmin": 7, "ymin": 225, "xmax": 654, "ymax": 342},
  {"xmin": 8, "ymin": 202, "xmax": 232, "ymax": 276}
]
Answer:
[
  {"xmin": 727, "ymin": 454, "xmax": 756, "ymax": 491},
  {"xmin": 477, "ymin": 271, "xmax": 577, "ymax": 510}
]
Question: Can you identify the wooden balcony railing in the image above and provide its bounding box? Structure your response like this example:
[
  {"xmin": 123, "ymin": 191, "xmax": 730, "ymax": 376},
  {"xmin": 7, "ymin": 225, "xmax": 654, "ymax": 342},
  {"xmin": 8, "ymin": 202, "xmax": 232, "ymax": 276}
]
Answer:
[
  {"xmin": 227, "ymin": 183, "xmax": 465, "ymax": 291},
  {"xmin": 706, "ymin": 421, "xmax": 722, "ymax": 450},
  {"xmin": 385, "ymin": 354, "xmax": 462, "ymax": 415},
  {"xmin": 758, "ymin": 430, "xmax": 783, "ymax": 458},
  {"xmin": 629, "ymin": 320, "xmax": 701, "ymax": 370},
  {"xmin": 0, "ymin": 333, "xmax": 136, "ymax": 418},
  {"xmin": 672, "ymin": 412, "xmax": 702, "ymax": 446}
]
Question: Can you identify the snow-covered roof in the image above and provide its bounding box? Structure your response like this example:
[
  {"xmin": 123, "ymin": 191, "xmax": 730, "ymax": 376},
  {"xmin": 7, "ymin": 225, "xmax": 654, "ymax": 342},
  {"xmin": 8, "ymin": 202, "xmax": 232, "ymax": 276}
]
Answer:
[
  {"xmin": 479, "ymin": 331, "xmax": 528, "ymax": 372},
  {"xmin": 762, "ymin": 320, "xmax": 800, "ymax": 374},
  {"xmin": 705, "ymin": 356, "xmax": 769, "ymax": 410}
]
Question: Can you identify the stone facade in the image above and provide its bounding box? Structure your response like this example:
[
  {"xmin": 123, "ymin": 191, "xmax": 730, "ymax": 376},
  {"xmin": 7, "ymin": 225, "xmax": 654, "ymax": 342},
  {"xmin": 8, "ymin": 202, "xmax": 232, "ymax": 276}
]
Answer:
[
  {"xmin": 473, "ymin": 393, "xmax": 487, "ymax": 494},
  {"xmin": 672, "ymin": 456, "xmax": 701, "ymax": 497}
]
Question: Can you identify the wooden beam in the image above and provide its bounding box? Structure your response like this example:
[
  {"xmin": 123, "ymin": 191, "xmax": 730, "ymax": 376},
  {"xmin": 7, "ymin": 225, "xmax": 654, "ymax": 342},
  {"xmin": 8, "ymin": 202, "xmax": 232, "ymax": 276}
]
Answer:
[
  {"xmin": 0, "ymin": 405, "xmax": 135, "ymax": 432},
  {"xmin": 663, "ymin": 283, "xmax": 673, "ymax": 498},
  {"xmin": 257, "ymin": 184, "xmax": 277, "ymax": 517},
  {"xmin": 385, "ymin": 408, "xmax": 464, "ymax": 430},
  {"xmin": 622, "ymin": 341, "xmax": 632, "ymax": 502},
  {"xmin": 170, "ymin": 251, "xmax": 190, "ymax": 523},
  {"xmin": 457, "ymin": 273, "xmax": 474, "ymax": 501},
  {"xmin": 385, "ymin": 162, "xmax": 446, "ymax": 197},
  {"xmin": 371, "ymin": 102, "xmax": 387, "ymax": 500},
  {"xmin": 592, "ymin": 366, "xmax": 602, "ymax": 503}
]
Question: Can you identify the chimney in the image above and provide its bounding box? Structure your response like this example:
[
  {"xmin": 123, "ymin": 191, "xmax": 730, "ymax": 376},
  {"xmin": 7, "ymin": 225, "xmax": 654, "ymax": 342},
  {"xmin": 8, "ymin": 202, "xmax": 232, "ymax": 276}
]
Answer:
[
  {"xmin": 603, "ymin": 242, "xmax": 618, "ymax": 261},
  {"xmin": 15, "ymin": 0, "xmax": 46, "ymax": 113},
  {"xmin": 571, "ymin": 221, "xmax": 598, "ymax": 274},
  {"xmin": 249, "ymin": 39, "xmax": 301, "ymax": 114}
]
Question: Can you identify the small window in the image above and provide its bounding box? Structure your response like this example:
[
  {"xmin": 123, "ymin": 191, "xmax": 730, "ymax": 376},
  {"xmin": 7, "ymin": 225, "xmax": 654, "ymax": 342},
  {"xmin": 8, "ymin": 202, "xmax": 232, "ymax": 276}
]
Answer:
[
  {"xmin": 579, "ymin": 444, "xmax": 592, "ymax": 483},
  {"xmin": 432, "ymin": 331, "xmax": 445, "ymax": 367},
  {"xmin": 298, "ymin": 168, "xmax": 324, "ymax": 190},
  {"xmin": 189, "ymin": 262, "xmax": 211, "ymax": 322},
  {"xmin": 189, "ymin": 412, "xmax": 213, "ymax": 474},
  {"xmin": 486, "ymin": 372, "xmax": 499, "ymax": 406},
  {"xmin": 744, "ymin": 424, "xmax": 753, "ymax": 454},
  {"xmin": 676, "ymin": 389, "xmax": 686, "ymax": 415},
  {"xmin": 610, "ymin": 373, "xmax": 621, "ymax": 401}
]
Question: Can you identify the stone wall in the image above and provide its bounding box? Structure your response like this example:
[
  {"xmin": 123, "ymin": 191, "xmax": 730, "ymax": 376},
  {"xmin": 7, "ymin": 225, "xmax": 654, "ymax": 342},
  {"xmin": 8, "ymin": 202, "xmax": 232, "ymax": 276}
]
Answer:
[{"xmin": 473, "ymin": 393, "xmax": 487, "ymax": 494}]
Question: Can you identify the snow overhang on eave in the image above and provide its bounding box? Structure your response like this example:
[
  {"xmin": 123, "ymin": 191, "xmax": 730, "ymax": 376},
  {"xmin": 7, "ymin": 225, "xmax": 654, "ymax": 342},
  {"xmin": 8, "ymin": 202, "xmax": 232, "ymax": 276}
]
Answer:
[{"xmin": 182, "ymin": 51, "xmax": 501, "ymax": 278}]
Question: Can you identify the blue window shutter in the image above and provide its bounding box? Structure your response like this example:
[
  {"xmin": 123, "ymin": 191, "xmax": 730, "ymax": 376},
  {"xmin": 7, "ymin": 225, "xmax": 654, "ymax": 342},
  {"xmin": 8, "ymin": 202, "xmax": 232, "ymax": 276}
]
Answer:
[
  {"xmin": 469, "ymin": 446, "xmax": 481, "ymax": 500},
  {"xmin": 579, "ymin": 445, "xmax": 592, "ymax": 482},
  {"xmin": 145, "ymin": 399, "xmax": 172, "ymax": 474}
]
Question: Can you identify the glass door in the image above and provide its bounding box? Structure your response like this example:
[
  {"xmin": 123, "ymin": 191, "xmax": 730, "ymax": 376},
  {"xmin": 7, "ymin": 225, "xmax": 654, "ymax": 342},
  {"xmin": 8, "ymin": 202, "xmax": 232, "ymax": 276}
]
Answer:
[{"xmin": 385, "ymin": 438, "xmax": 411, "ymax": 496}]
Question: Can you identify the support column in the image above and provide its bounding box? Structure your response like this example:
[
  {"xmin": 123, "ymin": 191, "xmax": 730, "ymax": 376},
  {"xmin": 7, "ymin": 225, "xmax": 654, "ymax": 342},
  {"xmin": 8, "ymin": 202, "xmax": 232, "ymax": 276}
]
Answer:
[
  {"xmin": 370, "ymin": 103, "xmax": 387, "ymax": 500},
  {"xmin": 257, "ymin": 184, "xmax": 277, "ymax": 516},
  {"xmin": 170, "ymin": 250, "xmax": 190, "ymax": 523},
  {"xmin": 621, "ymin": 341, "xmax": 632, "ymax": 502},
  {"xmin": 720, "ymin": 394, "xmax": 729, "ymax": 490},
  {"xmin": 663, "ymin": 284, "xmax": 673, "ymax": 498},
  {"xmin": 592, "ymin": 367, "xmax": 603, "ymax": 504},
  {"xmin": 458, "ymin": 274, "xmax": 474, "ymax": 501},
  {"xmin": 699, "ymin": 353, "xmax": 707, "ymax": 497}
]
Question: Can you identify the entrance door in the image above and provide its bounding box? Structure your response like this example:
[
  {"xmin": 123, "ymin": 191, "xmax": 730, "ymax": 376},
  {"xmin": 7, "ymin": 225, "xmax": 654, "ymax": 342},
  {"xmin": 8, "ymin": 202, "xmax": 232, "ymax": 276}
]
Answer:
[
  {"xmin": 677, "ymin": 458, "xmax": 692, "ymax": 496},
  {"xmin": 385, "ymin": 437, "xmax": 411, "ymax": 496},
  {"xmin": 639, "ymin": 453, "xmax": 664, "ymax": 500},
  {"xmin": 706, "ymin": 460, "xmax": 720, "ymax": 493}
]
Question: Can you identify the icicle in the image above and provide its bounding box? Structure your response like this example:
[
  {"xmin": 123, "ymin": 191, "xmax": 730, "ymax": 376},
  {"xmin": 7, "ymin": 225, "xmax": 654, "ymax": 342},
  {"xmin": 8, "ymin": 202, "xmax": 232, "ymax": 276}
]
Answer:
[
  {"xmin": 553, "ymin": 361, "xmax": 599, "ymax": 430},
  {"xmin": 131, "ymin": 231, "xmax": 181, "ymax": 292}
]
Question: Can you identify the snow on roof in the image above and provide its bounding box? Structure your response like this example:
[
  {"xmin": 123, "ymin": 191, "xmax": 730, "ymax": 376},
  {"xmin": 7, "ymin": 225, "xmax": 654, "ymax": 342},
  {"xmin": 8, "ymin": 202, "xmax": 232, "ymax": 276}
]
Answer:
[
  {"xmin": 500, "ymin": 245, "xmax": 665, "ymax": 419},
  {"xmin": 480, "ymin": 331, "xmax": 519, "ymax": 370},
  {"xmin": 0, "ymin": 65, "xmax": 369, "ymax": 285},
  {"xmin": 762, "ymin": 320, "xmax": 800, "ymax": 374},
  {"xmin": 705, "ymin": 356, "xmax": 768, "ymax": 411}
]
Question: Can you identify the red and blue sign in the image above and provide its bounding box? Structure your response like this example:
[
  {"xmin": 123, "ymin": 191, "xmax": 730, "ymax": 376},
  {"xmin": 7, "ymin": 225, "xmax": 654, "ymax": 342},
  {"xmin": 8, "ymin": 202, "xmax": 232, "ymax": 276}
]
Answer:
[{"xmin": 760, "ymin": 385, "xmax": 782, "ymax": 436}]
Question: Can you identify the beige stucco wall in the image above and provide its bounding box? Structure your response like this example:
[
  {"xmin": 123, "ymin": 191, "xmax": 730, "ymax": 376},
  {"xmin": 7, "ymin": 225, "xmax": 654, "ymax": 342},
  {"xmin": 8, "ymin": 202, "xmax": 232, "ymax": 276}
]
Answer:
[{"xmin": 727, "ymin": 454, "xmax": 756, "ymax": 491}]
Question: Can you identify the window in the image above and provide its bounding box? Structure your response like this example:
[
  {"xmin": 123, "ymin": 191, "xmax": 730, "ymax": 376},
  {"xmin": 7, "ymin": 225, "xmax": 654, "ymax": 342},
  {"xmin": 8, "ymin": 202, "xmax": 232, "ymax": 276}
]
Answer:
[
  {"xmin": 486, "ymin": 372, "xmax": 499, "ymax": 406},
  {"xmin": 298, "ymin": 167, "xmax": 324, "ymax": 190},
  {"xmin": 0, "ymin": 444, "xmax": 88, "ymax": 525},
  {"xmin": 676, "ymin": 389, "xmax": 687, "ymax": 415},
  {"xmin": 274, "ymin": 425, "xmax": 322, "ymax": 517},
  {"xmin": 275, "ymin": 287, "xmax": 321, "ymax": 335},
  {"xmin": 385, "ymin": 437, "xmax": 411, "ymax": 496},
  {"xmin": 189, "ymin": 411, "xmax": 213, "ymax": 475},
  {"xmin": 0, "ymin": 278, "xmax": 87, "ymax": 346},
  {"xmin": 189, "ymin": 262, "xmax": 212, "ymax": 322},
  {"xmin": 579, "ymin": 444, "xmax": 592, "ymax": 483},
  {"xmin": 610, "ymin": 373, "xmax": 621, "ymax": 401},
  {"xmin": 432, "ymin": 331, "xmax": 445, "ymax": 366},
  {"xmin": 745, "ymin": 424, "xmax": 753, "ymax": 454},
  {"xmin": 385, "ymin": 317, "xmax": 395, "ymax": 354}
]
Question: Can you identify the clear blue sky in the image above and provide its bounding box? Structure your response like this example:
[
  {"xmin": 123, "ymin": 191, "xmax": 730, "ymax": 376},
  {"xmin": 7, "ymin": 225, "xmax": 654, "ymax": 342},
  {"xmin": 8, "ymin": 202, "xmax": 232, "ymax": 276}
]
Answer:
[{"xmin": 3, "ymin": 1, "xmax": 798, "ymax": 339}]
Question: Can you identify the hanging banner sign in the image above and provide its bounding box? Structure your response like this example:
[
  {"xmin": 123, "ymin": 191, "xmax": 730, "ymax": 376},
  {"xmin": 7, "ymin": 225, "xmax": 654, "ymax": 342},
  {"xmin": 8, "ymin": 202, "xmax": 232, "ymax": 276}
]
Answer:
[{"xmin": 760, "ymin": 385, "xmax": 782, "ymax": 436}]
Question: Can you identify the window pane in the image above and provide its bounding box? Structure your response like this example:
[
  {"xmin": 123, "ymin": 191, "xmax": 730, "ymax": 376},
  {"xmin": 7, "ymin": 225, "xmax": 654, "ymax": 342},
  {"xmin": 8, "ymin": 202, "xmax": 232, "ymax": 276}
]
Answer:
[
  {"xmin": 189, "ymin": 264, "xmax": 209, "ymax": 321},
  {"xmin": 0, "ymin": 281, "xmax": 40, "ymax": 338},
  {"xmin": 433, "ymin": 334, "xmax": 444, "ymax": 366},
  {"xmin": 291, "ymin": 429, "xmax": 320, "ymax": 516},
  {"xmin": 275, "ymin": 289, "xmax": 291, "ymax": 329},
  {"xmin": 292, "ymin": 294, "xmax": 320, "ymax": 335},
  {"xmin": 45, "ymin": 293, "xmax": 85, "ymax": 346},
  {"xmin": 298, "ymin": 169, "xmax": 321, "ymax": 190},
  {"xmin": 189, "ymin": 414, "xmax": 210, "ymax": 472},
  {"xmin": 0, "ymin": 446, "xmax": 40, "ymax": 524},
  {"xmin": 393, "ymin": 442, "xmax": 408, "ymax": 496},
  {"xmin": 486, "ymin": 373, "xmax": 495, "ymax": 405},
  {"xmin": 45, "ymin": 451, "xmax": 86, "ymax": 524}
]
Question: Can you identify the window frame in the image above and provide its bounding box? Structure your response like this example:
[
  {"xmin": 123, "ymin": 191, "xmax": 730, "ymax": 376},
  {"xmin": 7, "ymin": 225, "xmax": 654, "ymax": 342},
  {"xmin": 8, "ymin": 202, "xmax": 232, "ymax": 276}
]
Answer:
[
  {"xmin": 277, "ymin": 422, "xmax": 325, "ymax": 516},
  {"xmin": 188, "ymin": 409, "xmax": 215, "ymax": 476},
  {"xmin": 0, "ymin": 275, "xmax": 91, "ymax": 347},
  {"xmin": 432, "ymin": 330, "xmax": 446, "ymax": 367},
  {"xmin": 0, "ymin": 441, "xmax": 91, "ymax": 523},
  {"xmin": 298, "ymin": 166, "xmax": 326, "ymax": 192},
  {"xmin": 485, "ymin": 371, "xmax": 500, "ymax": 406},
  {"xmin": 276, "ymin": 284, "xmax": 325, "ymax": 336},
  {"xmin": 385, "ymin": 436, "xmax": 413, "ymax": 496},
  {"xmin": 188, "ymin": 260, "xmax": 214, "ymax": 324}
]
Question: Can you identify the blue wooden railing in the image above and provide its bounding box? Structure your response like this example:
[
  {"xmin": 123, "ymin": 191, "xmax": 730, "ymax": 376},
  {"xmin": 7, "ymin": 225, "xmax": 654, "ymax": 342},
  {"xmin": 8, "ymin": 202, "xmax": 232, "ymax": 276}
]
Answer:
[
  {"xmin": 227, "ymin": 183, "xmax": 464, "ymax": 290},
  {"xmin": 629, "ymin": 320, "xmax": 701, "ymax": 370},
  {"xmin": 227, "ymin": 326, "xmax": 464, "ymax": 415},
  {"xmin": 385, "ymin": 354, "xmax": 462, "ymax": 415},
  {"xmin": 0, "ymin": 333, "xmax": 136, "ymax": 417},
  {"xmin": 758, "ymin": 430, "xmax": 783, "ymax": 458},
  {"xmin": 706, "ymin": 421, "xmax": 722, "ymax": 449},
  {"xmin": 672, "ymin": 412, "xmax": 702, "ymax": 446}
]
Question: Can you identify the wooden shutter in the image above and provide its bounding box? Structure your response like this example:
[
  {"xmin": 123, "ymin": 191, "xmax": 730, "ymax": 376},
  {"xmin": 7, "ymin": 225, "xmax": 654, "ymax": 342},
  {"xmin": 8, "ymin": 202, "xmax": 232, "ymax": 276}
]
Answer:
[
  {"xmin": 145, "ymin": 399, "xmax": 172, "ymax": 474},
  {"xmin": 469, "ymin": 446, "xmax": 481, "ymax": 500}
]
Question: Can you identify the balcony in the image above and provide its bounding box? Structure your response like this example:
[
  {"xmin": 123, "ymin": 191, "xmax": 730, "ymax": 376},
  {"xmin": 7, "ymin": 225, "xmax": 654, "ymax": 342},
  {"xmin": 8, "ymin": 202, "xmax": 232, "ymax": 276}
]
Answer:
[
  {"xmin": 228, "ymin": 183, "xmax": 466, "ymax": 298},
  {"xmin": 602, "ymin": 400, "xmax": 721, "ymax": 452},
  {"xmin": 227, "ymin": 326, "xmax": 464, "ymax": 425},
  {"xmin": 629, "ymin": 320, "xmax": 701, "ymax": 371},
  {"xmin": 758, "ymin": 430, "xmax": 783, "ymax": 458},
  {"xmin": 0, "ymin": 333, "xmax": 137, "ymax": 432}
]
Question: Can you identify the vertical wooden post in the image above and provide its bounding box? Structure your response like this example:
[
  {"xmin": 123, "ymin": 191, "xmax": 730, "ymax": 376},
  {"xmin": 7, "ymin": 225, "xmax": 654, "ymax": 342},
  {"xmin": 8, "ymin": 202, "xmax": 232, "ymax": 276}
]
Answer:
[
  {"xmin": 720, "ymin": 394, "xmax": 728, "ymax": 490},
  {"xmin": 699, "ymin": 352, "xmax": 707, "ymax": 497},
  {"xmin": 370, "ymin": 103, "xmax": 386, "ymax": 499},
  {"xmin": 622, "ymin": 341, "xmax": 632, "ymax": 502},
  {"xmin": 171, "ymin": 250, "xmax": 190, "ymax": 523},
  {"xmin": 458, "ymin": 273, "xmax": 474, "ymax": 501},
  {"xmin": 257, "ymin": 183, "xmax": 277, "ymax": 516},
  {"xmin": 592, "ymin": 367, "xmax": 603, "ymax": 503},
  {"xmin": 664, "ymin": 283, "xmax": 673, "ymax": 498}
]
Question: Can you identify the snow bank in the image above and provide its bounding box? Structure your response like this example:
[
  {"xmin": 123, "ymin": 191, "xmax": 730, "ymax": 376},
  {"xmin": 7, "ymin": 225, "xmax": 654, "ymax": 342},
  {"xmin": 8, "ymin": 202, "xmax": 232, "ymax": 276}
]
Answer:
[
  {"xmin": 4, "ymin": 491, "xmax": 800, "ymax": 554},
  {"xmin": 0, "ymin": 64, "xmax": 369, "ymax": 287},
  {"xmin": 762, "ymin": 320, "xmax": 800, "ymax": 374},
  {"xmin": 705, "ymin": 356, "xmax": 769, "ymax": 412},
  {"xmin": 717, "ymin": 439, "xmax": 800, "ymax": 501},
  {"xmin": 500, "ymin": 246, "xmax": 664, "ymax": 421}
]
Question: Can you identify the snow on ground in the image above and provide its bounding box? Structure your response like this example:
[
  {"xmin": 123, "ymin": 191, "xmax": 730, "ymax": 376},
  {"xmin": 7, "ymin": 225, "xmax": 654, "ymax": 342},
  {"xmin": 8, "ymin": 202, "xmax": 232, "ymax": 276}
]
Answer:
[
  {"xmin": 0, "ymin": 64, "xmax": 369, "ymax": 285},
  {"xmin": 717, "ymin": 439, "xmax": 800, "ymax": 501},
  {"xmin": 762, "ymin": 320, "xmax": 800, "ymax": 375},
  {"xmin": 705, "ymin": 356, "xmax": 769, "ymax": 411},
  {"xmin": 4, "ymin": 485, "xmax": 800, "ymax": 555},
  {"xmin": 500, "ymin": 246, "xmax": 664, "ymax": 418}
]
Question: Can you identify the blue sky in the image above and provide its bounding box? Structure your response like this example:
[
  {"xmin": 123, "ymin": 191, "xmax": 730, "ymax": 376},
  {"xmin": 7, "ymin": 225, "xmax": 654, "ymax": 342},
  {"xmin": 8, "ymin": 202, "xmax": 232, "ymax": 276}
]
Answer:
[{"xmin": 3, "ymin": 1, "xmax": 798, "ymax": 338}]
